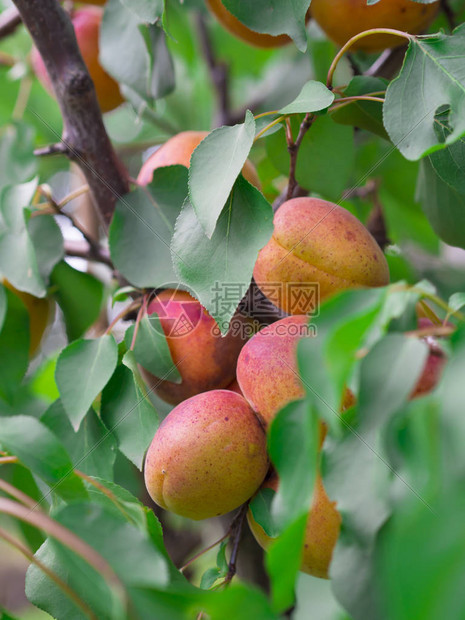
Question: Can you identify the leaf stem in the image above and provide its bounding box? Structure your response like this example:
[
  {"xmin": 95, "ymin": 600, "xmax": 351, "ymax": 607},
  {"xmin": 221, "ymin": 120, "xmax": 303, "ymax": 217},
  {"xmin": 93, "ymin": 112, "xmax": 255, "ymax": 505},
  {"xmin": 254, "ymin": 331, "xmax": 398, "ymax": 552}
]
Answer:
[
  {"xmin": 327, "ymin": 29, "xmax": 413, "ymax": 89},
  {"xmin": 0, "ymin": 456, "xmax": 19, "ymax": 465},
  {"xmin": 105, "ymin": 300, "xmax": 142, "ymax": 336},
  {"xmin": 254, "ymin": 115, "xmax": 286, "ymax": 142},
  {"xmin": 129, "ymin": 294, "xmax": 149, "ymax": 352}
]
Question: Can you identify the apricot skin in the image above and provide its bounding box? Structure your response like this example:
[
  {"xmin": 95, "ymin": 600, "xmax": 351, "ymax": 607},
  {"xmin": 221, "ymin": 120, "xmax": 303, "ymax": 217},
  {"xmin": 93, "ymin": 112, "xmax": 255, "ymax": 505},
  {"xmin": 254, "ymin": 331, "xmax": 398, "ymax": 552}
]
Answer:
[
  {"xmin": 248, "ymin": 473, "xmax": 341, "ymax": 579},
  {"xmin": 137, "ymin": 131, "xmax": 260, "ymax": 189},
  {"xmin": 144, "ymin": 390, "xmax": 269, "ymax": 520},
  {"xmin": 140, "ymin": 289, "xmax": 248, "ymax": 405},
  {"xmin": 206, "ymin": 0, "xmax": 296, "ymax": 48},
  {"xmin": 311, "ymin": 0, "xmax": 439, "ymax": 52},
  {"xmin": 236, "ymin": 315, "xmax": 353, "ymax": 430},
  {"xmin": 253, "ymin": 197, "xmax": 389, "ymax": 315},
  {"xmin": 31, "ymin": 7, "xmax": 124, "ymax": 113}
]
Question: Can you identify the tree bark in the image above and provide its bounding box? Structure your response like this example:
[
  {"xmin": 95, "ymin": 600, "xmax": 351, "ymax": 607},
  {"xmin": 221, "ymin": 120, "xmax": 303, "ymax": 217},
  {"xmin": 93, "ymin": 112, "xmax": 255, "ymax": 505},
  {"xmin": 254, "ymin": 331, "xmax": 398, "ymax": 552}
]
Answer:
[{"xmin": 12, "ymin": 0, "xmax": 129, "ymax": 227}]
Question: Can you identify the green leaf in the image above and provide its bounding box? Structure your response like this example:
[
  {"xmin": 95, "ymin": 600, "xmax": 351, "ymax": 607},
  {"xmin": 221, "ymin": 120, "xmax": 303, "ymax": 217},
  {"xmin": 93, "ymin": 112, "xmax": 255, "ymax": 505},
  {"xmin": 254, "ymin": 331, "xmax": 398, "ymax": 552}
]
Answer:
[
  {"xmin": 50, "ymin": 260, "xmax": 104, "ymax": 341},
  {"xmin": 27, "ymin": 213, "xmax": 64, "ymax": 280},
  {"xmin": 279, "ymin": 80, "xmax": 334, "ymax": 115},
  {"xmin": 0, "ymin": 284, "xmax": 5, "ymax": 333},
  {"xmin": 147, "ymin": 24, "xmax": 175, "ymax": 100},
  {"xmin": 417, "ymin": 156, "xmax": 465, "ymax": 249},
  {"xmin": 249, "ymin": 487, "xmax": 279, "ymax": 538},
  {"xmin": 55, "ymin": 335, "xmax": 118, "ymax": 430},
  {"xmin": 266, "ymin": 515, "xmax": 307, "ymax": 613},
  {"xmin": 120, "ymin": 0, "xmax": 163, "ymax": 22},
  {"xmin": 0, "ymin": 179, "xmax": 46, "ymax": 296},
  {"xmin": 41, "ymin": 400, "xmax": 117, "ymax": 482},
  {"xmin": 384, "ymin": 27, "xmax": 465, "ymax": 160},
  {"xmin": 200, "ymin": 567, "xmax": 222, "ymax": 590},
  {"xmin": 268, "ymin": 400, "xmax": 319, "ymax": 531},
  {"xmin": 331, "ymin": 76, "xmax": 388, "ymax": 140},
  {"xmin": 0, "ymin": 415, "xmax": 87, "ymax": 502},
  {"xmin": 429, "ymin": 126, "xmax": 465, "ymax": 195},
  {"xmin": 379, "ymin": 492, "xmax": 465, "ymax": 620},
  {"xmin": 101, "ymin": 364, "xmax": 159, "ymax": 469},
  {"xmin": 27, "ymin": 538, "xmax": 119, "ymax": 620},
  {"xmin": 109, "ymin": 167, "xmax": 187, "ymax": 288},
  {"xmin": 0, "ymin": 287, "xmax": 30, "ymax": 402},
  {"xmin": 171, "ymin": 176, "xmax": 273, "ymax": 332},
  {"xmin": 222, "ymin": 0, "xmax": 310, "ymax": 51},
  {"xmin": 448, "ymin": 292, "xmax": 465, "ymax": 313},
  {"xmin": 0, "ymin": 122, "xmax": 36, "ymax": 191},
  {"xmin": 54, "ymin": 503, "xmax": 168, "ymax": 588},
  {"xmin": 124, "ymin": 315, "xmax": 181, "ymax": 383},
  {"xmin": 189, "ymin": 111, "xmax": 255, "ymax": 238}
]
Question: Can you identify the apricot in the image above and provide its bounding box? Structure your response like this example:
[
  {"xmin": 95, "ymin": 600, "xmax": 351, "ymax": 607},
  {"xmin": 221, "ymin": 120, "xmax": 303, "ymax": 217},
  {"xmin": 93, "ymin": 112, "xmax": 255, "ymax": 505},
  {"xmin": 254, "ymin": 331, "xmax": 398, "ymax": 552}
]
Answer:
[
  {"xmin": 140, "ymin": 289, "xmax": 248, "ymax": 405},
  {"xmin": 409, "ymin": 318, "xmax": 447, "ymax": 399},
  {"xmin": 253, "ymin": 197, "xmax": 389, "ymax": 315},
  {"xmin": 311, "ymin": 0, "xmax": 439, "ymax": 53},
  {"xmin": 2, "ymin": 280, "xmax": 53, "ymax": 357},
  {"xmin": 31, "ymin": 7, "xmax": 124, "ymax": 113},
  {"xmin": 248, "ymin": 473, "xmax": 341, "ymax": 579},
  {"xmin": 144, "ymin": 390, "xmax": 269, "ymax": 520},
  {"xmin": 137, "ymin": 130, "xmax": 260, "ymax": 189},
  {"xmin": 236, "ymin": 315, "xmax": 353, "ymax": 429},
  {"xmin": 206, "ymin": 0, "xmax": 306, "ymax": 48}
]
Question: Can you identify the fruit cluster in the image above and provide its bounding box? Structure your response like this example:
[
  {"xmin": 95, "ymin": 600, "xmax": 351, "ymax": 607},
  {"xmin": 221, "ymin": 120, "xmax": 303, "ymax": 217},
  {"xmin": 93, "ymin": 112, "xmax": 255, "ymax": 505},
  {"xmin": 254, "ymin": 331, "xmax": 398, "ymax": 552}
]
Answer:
[{"xmin": 140, "ymin": 132, "xmax": 392, "ymax": 579}]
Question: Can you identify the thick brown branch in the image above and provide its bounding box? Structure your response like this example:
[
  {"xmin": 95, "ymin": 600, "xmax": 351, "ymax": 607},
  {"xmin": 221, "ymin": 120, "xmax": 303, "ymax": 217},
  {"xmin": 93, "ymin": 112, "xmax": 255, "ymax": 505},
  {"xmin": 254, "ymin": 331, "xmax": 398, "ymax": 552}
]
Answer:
[
  {"xmin": 0, "ymin": 6, "xmax": 21, "ymax": 40},
  {"xmin": 12, "ymin": 0, "xmax": 129, "ymax": 227}
]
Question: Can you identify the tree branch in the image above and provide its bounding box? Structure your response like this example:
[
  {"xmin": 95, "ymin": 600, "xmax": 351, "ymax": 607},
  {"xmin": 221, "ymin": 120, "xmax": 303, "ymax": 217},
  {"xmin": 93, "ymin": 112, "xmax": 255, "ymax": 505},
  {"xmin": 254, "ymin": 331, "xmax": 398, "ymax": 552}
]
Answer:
[
  {"xmin": 0, "ymin": 6, "xmax": 21, "ymax": 40},
  {"xmin": 196, "ymin": 13, "xmax": 231, "ymax": 127},
  {"xmin": 12, "ymin": 0, "xmax": 129, "ymax": 228},
  {"xmin": 286, "ymin": 113, "xmax": 315, "ymax": 200},
  {"xmin": 64, "ymin": 239, "xmax": 113, "ymax": 268}
]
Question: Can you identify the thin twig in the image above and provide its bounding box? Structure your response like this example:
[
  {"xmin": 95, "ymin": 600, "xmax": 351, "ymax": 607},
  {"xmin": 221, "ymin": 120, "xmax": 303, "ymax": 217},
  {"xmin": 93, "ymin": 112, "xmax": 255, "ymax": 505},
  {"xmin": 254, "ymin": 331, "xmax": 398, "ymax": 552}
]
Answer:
[
  {"xmin": 0, "ymin": 478, "xmax": 39, "ymax": 509},
  {"xmin": 105, "ymin": 299, "xmax": 142, "ymax": 336},
  {"xmin": 34, "ymin": 142, "xmax": 70, "ymax": 157},
  {"xmin": 224, "ymin": 503, "xmax": 249, "ymax": 585},
  {"xmin": 0, "ymin": 456, "xmax": 19, "ymax": 465},
  {"xmin": 179, "ymin": 532, "xmax": 229, "ymax": 573},
  {"xmin": 64, "ymin": 239, "xmax": 113, "ymax": 268},
  {"xmin": 196, "ymin": 13, "xmax": 230, "ymax": 127},
  {"xmin": 286, "ymin": 113, "xmax": 315, "ymax": 200},
  {"xmin": 0, "ymin": 6, "xmax": 21, "ymax": 40}
]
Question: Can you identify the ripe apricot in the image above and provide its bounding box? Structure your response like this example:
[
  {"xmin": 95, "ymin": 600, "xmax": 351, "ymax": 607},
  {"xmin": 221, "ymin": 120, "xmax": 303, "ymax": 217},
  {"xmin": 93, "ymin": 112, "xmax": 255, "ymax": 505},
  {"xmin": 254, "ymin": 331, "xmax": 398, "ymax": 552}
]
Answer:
[
  {"xmin": 140, "ymin": 289, "xmax": 248, "ymax": 405},
  {"xmin": 31, "ymin": 7, "xmax": 124, "ymax": 113},
  {"xmin": 236, "ymin": 315, "xmax": 353, "ymax": 430},
  {"xmin": 206, "ymin": 0, "xmax": 297, "ymax": 48},
  {"xmin": 248, "ymin": 473, "xmax": 341, "ymax": 579},
  {"xmin": 311, "ymin": 0, "xmax": 439, "ymax": 53},
  {"xmin": 253, "ymin": 197, "xmax": 389, "ymax": 315},
  {"xmin": 137, "ymin": 130, "xmax": 260, "ymax": 189},
  {"xmin": 144, "ymin": 390, "xmax": 268, "ymax": 520}
]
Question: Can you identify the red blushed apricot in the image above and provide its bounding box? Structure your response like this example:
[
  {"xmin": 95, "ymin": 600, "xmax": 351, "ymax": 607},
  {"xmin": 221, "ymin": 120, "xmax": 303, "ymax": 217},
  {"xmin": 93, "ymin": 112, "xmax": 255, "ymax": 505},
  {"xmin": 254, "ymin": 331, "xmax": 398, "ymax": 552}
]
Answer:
[
  {"xmin": 137, "ymin": 130, "xmax": 261, "ymax": 189},
  {"xmin": 248, "ymin": 473, "xmax": 341, "ymax": 579},
  {"xmin": 144, "ymin": 390, "xmax": 269, "ymax": 520},
  {"xmin": 253, "ymin": 197, "xmax": 389, "ymax": 315},
  {"xmin": 31, "ymin": 7, "xmax": 124, "ymax": 113},
  {"xmin": 236, "ymin": 315, "xmax": 353, "ymax": 429},
  {"xmin": 140, "ymin": 289, "xmax": 248, "ymax": 405},
  {"xmin": 311, "ymin": 0, "xmax": 439, "ymax": 53}
]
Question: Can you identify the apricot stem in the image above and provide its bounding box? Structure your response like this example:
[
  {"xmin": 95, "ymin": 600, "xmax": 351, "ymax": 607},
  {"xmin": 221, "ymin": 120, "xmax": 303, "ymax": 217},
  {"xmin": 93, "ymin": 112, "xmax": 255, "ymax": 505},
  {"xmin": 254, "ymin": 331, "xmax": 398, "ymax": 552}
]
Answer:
[{"xmin": 327, "ymin": 28, "xmax": 413, "ymax": 89}]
